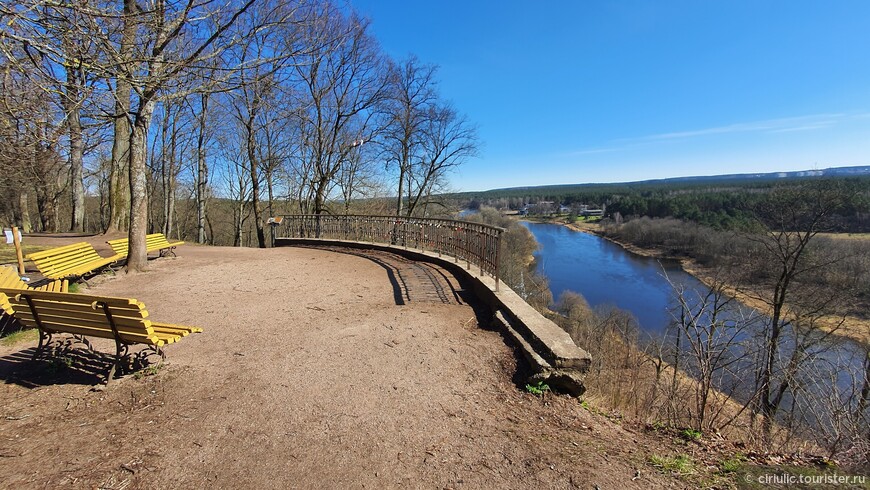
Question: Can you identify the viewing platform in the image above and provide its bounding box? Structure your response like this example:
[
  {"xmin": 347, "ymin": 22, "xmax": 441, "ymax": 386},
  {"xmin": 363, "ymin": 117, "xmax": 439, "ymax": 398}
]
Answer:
[
  {"xmin": 0, "ymin": 231, "xmax": 645, "ymax": 488},
  {"xmin": 272, "ymin": 214, "xmax": 592, "ymax": 392}
]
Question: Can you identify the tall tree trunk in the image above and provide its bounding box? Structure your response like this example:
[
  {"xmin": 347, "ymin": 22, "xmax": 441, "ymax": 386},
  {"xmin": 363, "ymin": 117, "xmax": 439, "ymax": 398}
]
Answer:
[
  {"xmin": 106, "ymin": 0, "xmax": 135, "ymax": 234},
  {"xmin": 127, "ymin": 99, "xmax": 156, "ymax": 272},
  {"xmin": 395, "ymin": 166, "xmax": 405, "ymax": 216},
  {"xmin": 35, "ymin": 185, "xmax": 58, "ymax": 233},
  {"xmin": 16, "ymin": 190, "xmax": 32, "ymax": 232},
  {"xmin": 108, "ymin": 94, "xmax": 132, "ymax": 233},
  {"xmin": 245, "ymin": 118, "xmax": 266, "ymax": 248},
  {"xmin": 61, "ymin": 26, "xmax": 85, "ymax": 232},
  {"xmin": 64, "ymin": 58, "xmax": 85, "ymax": 232},
  {"xmin": 196, "ymin": 93, "xmax": 210, "ymax": 244},
  {"xmin": 160, "ymin": 103, "xmax": 177, "ymax": 239}
]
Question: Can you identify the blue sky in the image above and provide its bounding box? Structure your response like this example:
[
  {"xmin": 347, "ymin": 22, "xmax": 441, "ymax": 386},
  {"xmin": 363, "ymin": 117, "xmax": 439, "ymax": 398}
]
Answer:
[{"xmin": 351, "ymin": 0, "xmax": 870, "ymax": 192}]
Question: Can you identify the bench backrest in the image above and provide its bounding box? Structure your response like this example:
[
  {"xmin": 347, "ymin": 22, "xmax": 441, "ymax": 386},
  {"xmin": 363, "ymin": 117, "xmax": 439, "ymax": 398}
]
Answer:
[
  {"xmin": 147, "ymin": 234, "xmax": 180, "ymax": 249},
  {"xmin": 0, "ymin": 266, "xmax": 25, "ymax": 289},
  {"xmin": 107, "ymin": 233, "xmax": 181, "ymax": 257},
  {"xmin": 105, "ymin": 237, "xmax": 129, "ymax": 256},
  {"xmin": 0, "ymin": 287, "xmax": 164, "ymax": 346},
  {"xmin": 26, "ymin": 242, "xmax": 109, "ymax": 279},
  {"xmin": 0, "ymin": 266, "xmax": 68, "ymax": 292}
]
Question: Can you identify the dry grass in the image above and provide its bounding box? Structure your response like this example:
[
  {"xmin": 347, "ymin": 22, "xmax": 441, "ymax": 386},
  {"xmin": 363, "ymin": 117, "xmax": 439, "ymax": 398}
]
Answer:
[
  {"xmin": 0, "ymin": 328, "xmax": 37, "ymax": 346},
  {"xmin": 683, "ymin": 261, "xmax": 870, "ymax": 345},
  {"xmin": 817, "ymin": 232, "xmax": 870, "ymax": 242}
]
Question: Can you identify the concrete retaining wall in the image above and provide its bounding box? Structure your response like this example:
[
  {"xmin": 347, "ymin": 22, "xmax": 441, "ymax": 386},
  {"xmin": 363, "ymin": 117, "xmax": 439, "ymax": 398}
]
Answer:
[{"xmin": 276, "ymin": 237, "xmax": 592, "ymax": 396}]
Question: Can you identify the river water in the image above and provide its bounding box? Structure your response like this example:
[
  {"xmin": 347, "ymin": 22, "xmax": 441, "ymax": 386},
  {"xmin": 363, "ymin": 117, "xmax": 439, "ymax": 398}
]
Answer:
[
  {"xmin": 522, "ymin": 221, "xmax": 706, "ymax": 334},
  {"xmin": 521, "ymin": 220, "xmax": 867, "ymax": 425}
]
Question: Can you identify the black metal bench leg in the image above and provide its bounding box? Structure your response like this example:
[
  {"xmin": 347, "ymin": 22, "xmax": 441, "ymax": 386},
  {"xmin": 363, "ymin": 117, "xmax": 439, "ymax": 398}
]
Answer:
[
  {"xmin": 22, "ymin": 294, "xmax": 49, "ymax": 361},
  {"xmin": 99, "ymin": 301, "xmax": 127, "ymax": 385},
  {"xmin": 31, "ymin": 329, "xmax": 50, "ymax": 361},
  {"xmin": 106, "ymin": 340, "xmax": 130, "ymax": 385}
]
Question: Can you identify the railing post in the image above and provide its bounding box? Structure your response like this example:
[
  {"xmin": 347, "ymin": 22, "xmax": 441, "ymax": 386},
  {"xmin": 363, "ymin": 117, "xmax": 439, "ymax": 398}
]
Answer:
[
  {"xmin": 495, "ymin": 230, "xmax": 501, "ymax": 292},
  {"xmin": 479, "ymin": 227, "xmax": 485, "ymax": 277},
  {"xmin": 465, "ymin": 228, "xmax": 471, "ymax": 270},
  {"xmin": 450, "ymin": 225, "xmax": 459, "ymax": 264}
]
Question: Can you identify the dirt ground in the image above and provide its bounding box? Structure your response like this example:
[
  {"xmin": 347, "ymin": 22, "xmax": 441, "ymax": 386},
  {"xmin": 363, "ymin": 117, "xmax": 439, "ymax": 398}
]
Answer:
[{"xmin": 0, "ymin": 238, "xmax": 690, "ymax": 489}]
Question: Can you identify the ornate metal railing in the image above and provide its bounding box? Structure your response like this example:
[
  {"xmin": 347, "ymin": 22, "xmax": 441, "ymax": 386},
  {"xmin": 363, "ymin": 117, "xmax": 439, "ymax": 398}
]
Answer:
[{"xmin": 273, "ymin": 214, "xmax": 504, "ymax": 291}]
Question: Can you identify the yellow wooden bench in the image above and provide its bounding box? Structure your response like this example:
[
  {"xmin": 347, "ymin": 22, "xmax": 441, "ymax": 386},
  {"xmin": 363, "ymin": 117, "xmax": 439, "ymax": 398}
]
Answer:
[
  {"xmin": 107, "ymin": 233, "xmax": 185, "ymax": 258},
  {"xmin": 26, "ymin": 242, "xmax": 120, "ymax": 280},
  {"xmin": 0, "ymin": 287, "xmax": 202, "ymax": 382},
  {"xmin": 1, "ymin": 265, "xmax": 68, "ymax": 292}
]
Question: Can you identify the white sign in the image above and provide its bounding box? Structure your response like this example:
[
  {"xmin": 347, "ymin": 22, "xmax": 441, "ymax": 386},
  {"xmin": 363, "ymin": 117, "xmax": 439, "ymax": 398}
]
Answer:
[{"xmin": 4, "ymin": 229, "xmax": 22, "ymax": 245}]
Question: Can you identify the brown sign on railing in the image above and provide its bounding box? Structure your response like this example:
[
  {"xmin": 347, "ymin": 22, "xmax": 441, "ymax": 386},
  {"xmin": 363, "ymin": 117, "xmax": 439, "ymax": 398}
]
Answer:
[{"xmin": 274, "ymin": 215, "xmax": 504, "ymax": 291}]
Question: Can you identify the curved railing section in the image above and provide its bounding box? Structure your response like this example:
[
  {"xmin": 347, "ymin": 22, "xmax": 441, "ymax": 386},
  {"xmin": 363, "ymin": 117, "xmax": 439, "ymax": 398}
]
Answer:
[{"xmin": 273, "ymin": 214, "xmax": 504, "ymax": 290}]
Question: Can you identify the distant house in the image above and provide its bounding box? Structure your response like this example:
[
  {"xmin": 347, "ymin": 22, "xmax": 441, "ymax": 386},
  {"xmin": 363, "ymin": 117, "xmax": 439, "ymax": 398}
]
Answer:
[{"xmin": 528, "ymin": 201, "xmax": 557, "ymax": 215}]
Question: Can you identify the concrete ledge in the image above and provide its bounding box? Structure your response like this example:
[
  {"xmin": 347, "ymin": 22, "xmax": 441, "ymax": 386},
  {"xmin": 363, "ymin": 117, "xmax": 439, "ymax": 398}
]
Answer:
[{"xmin": 276, "ymin": 237, "xmax": 592, "ymax": 395}]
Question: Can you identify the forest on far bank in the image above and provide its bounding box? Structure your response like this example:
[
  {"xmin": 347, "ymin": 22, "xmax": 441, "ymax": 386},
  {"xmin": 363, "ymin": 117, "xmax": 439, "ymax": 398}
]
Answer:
[{"xmin": 457, "ymin": 174, "xmax": 870, "ymax": 232}]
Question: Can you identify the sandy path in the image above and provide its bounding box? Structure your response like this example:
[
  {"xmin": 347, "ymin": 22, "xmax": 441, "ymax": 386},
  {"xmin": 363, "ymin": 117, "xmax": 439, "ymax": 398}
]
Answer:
[{"xmin": 0, "ymin": 243, "xmax": 681, "ymax": 489}]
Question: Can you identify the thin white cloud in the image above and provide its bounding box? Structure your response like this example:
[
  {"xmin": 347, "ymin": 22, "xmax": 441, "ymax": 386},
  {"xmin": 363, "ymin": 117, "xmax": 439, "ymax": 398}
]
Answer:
[
  {"xmin": 562, "ymin": 147, "xmax": 621, "ymax": 157},
  {"xmin": 768, "ymin": 124, "xmax": 834, "ymax": 134},
  {"xmin": 636, "ymin": 113, "xmax": 843, "ymax": 141},
  {"xmin": 560, "ymin": 112, "xmax": 859, "ymax": 159}
]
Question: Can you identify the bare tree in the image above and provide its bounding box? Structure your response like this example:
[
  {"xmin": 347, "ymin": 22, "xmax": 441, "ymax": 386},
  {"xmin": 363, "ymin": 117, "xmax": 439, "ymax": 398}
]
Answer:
[
  {"xmin": 380, "ymin": 56, "xmax": 437, "ymax": 217},
  {"xmin": 292, "ymin": 6, "xmax": 388, "ymax": 216},
  {"xmin": 193, "ymin": 92, "xmax": 213, "ymax": 243},
  {"xmin": 739, "ymin": 180, "xmax": 857, "ymax": 442},
  {"xmin": 106, "ymin": 0, "xmax": 137, "ymax": 234},
  {"xmin": 404, "ymin": 103, "xmax": 477, "ymax": 217},
  {"xmin": 665, "ymin": 271, "xmax": 760, "ymax": 432},
  {"xmin": 0, "ymin": 50, "xmax": 67, "ymax": 232},
  {"xmin": 227, "ymin": 44, "xmax": 279, "ymax": 248}
]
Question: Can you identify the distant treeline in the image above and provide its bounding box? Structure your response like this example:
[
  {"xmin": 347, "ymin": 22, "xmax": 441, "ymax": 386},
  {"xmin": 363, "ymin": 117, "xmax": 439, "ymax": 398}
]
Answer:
[{"xmin": 453, "ymin": 176, "xmax": 870, "ymax": 232}]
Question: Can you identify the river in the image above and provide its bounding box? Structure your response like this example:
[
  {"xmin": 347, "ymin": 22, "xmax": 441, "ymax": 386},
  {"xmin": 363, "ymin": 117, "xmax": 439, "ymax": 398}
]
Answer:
[
  {"xmin": 521, "ymin": 220, "xmax": 867, "ymax": 426},
  {"xmin": 522, "ymin": 221, "xmax": 707, "ymax": 334}
]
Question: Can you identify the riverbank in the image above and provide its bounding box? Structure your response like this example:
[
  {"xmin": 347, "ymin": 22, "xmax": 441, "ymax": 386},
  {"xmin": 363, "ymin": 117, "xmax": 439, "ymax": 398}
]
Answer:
[{"xmin": 557, "ymin": 219, "xmax": 870, "ymax": 346}]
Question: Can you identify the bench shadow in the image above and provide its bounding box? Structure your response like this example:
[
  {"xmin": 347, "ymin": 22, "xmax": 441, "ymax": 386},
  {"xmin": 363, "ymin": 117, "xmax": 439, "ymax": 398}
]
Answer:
[
  {"xmin": 0, "ymin": 346, "xmax": 110, "ymax": 388},
  {"xmin": 0, "ymin": 312, "xmax": 20, "ymax": 337}
]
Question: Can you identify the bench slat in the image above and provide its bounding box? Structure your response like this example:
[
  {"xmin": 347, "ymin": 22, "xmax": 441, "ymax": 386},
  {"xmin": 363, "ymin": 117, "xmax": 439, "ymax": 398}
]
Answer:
[
  {"xmin": 8, "ymin": 309, "xmax": 162, "ymax": 347},
  {"xmin": 5, "ymin": 289, "xmax": 140, "ymax": 307},
  {"xmin": 107, "ymin": 233, "xmax": 184, "ymax": 257},
  {"xmin": 12, "ymin": 311, "xmax": 156, "ymax": 336},
  {"xmin": 0, "ymin": 292, "xmax": 12, "ymax": 316},
  {"xmin": 14, "ymin": 301, "xmax": 148, "ymax": 318},
  {"xmin": 26, "ymin": 242, "xmax": 97, "ymax": 260},
  {"xmin": 26, "ymin": 242, "xmax": 120, "ymax": 280},
  {"xmin": 152, "ymin": 322, "xmax": 203, "ymax": 335}
]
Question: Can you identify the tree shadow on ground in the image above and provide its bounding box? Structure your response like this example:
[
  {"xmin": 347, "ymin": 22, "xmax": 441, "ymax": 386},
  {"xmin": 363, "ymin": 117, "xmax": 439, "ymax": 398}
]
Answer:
[{"xmin": 0, "ymin": 345, "xmax": 112, "ymax": 388}]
